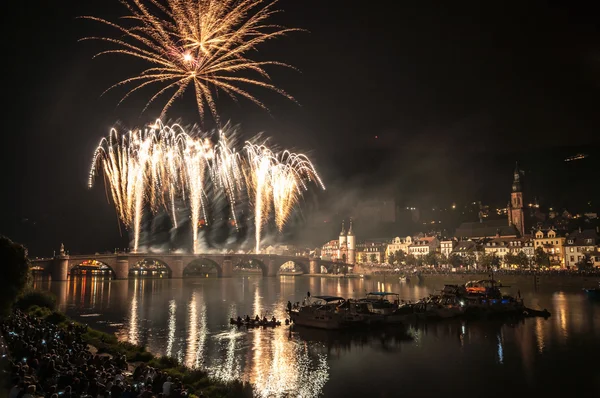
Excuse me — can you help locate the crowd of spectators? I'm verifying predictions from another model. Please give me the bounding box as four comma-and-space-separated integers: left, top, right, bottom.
1, 310, 194, 398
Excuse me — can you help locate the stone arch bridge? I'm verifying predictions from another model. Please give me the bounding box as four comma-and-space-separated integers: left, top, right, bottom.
30, 253, 348, 281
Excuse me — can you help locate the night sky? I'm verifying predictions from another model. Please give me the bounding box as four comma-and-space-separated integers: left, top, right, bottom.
2, 0, 599, 255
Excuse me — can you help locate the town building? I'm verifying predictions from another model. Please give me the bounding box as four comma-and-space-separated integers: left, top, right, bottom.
356, 241, 386, 264
440, 239, 457, 257
408, 236, 440, 257
320, 240, 339, 261
385, 236, 413, 259
451, 240, 484, 267
533, 228, 567, 267
564, 228, 600, 268
484, 235, 534, 263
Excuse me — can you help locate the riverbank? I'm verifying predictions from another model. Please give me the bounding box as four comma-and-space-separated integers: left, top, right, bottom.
3, 305, 253, 398
369, 272, 600, 290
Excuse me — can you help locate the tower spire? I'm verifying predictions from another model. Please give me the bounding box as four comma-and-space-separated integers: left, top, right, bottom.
348, 218, 354, 235
340, 220, 346, 236
512, 161, 521, 192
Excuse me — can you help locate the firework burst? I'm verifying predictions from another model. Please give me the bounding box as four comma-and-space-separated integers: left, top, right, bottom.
81, 0, 300, 122
89, 121, 324, 253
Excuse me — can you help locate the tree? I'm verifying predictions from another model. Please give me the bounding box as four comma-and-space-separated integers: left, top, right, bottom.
0, 236, 31, 317
439, 253, 448, 266
394, 250, 406, 264
516, 251, 530, 269
360, 254, 367, 264
534, 247, 550, 268
387, 253, 395, 265
369, 254, 377, 263
576, 254, 593, 271
464, 252, 476, 269
503, 253, 519, 268
424, 252, 438, 267
341, 253, 347, 263
449, 253, 462, 268
480, 253, 500, 271
405, 254, 416, 266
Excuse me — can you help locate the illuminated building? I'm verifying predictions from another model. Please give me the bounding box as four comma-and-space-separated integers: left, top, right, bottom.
356, 241, 387, 264
564, 227, 599, 268
507, 162, 525, 237
533, 228, 567, 267
385, 236, 414, 259
320, 219, 356, 264
440, 239, 457, 257
408, 236, 440, 257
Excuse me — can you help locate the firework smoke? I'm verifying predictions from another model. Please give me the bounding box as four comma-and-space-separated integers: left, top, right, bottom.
89, 121, 324, 253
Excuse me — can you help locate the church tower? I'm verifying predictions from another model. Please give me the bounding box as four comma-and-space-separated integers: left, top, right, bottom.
347, 218, 356, 265
338, 221, 348, 262
508, 162, 525, 237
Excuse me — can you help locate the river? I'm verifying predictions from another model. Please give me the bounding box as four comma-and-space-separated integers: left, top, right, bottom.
34, 274, 600, 397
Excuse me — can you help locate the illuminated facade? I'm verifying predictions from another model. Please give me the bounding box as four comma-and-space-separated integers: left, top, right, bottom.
408, 236, 440, 257
564, 228, 599, 268
507, 162, 525, 237
356, 241, 386, 264
533, 228, 567, 267
385, 236, 413, 259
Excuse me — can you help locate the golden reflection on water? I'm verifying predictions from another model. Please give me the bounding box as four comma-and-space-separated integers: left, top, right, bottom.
245, 293, 329, 398
211, 305, 241, 382
185, 291, 208, 368
166, 299, 176, 357
128, 278, 140, 345
535, 317, 545, 353
553, 292, 569, 341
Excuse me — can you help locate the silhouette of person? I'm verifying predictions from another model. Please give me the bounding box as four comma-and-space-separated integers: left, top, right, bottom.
307, 291, 311, 298
287, 301, 292, 312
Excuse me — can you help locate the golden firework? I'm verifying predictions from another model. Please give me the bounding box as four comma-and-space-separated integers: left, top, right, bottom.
81, 0, 299, 122
89, 121, 325, 253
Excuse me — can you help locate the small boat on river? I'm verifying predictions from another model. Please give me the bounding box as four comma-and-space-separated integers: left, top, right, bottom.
230, 318, 281, 327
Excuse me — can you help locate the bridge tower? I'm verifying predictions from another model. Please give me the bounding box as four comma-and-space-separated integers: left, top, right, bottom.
51, 243, 69, 281
347, 218, 356, 265
338, 221, 347, 262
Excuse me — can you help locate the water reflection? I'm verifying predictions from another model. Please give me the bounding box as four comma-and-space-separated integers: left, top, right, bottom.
166, 300, 176, 357
35, 275, 600, 397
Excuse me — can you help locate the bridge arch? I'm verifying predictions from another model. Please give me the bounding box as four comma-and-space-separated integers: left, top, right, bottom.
69, 259, 115, 278
129, 258, 172, 278
183, 258, 222, 278
278, 260, 308, 275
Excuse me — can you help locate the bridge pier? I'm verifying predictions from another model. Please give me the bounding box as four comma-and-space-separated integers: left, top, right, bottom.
309, 258, 320, 275
51, 256, 69, 281
221, 258, 233, 278
171, 260, 183, 278
114, 258, 130, 279
266, 259, 278, 277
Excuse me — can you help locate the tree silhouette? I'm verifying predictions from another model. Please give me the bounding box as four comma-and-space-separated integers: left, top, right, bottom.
0, 236, 31, 317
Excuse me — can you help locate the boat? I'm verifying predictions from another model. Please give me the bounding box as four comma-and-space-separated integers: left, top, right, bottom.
230, 318, 281, 327
289, 296, 349, 330
359, 292, 400, 315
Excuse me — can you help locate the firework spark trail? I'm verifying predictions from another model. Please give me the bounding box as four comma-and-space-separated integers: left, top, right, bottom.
80, 0, 300, 122
89, 121, 324, 253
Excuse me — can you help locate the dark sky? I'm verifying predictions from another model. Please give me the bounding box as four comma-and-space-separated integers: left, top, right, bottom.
2, 0, 599, 255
